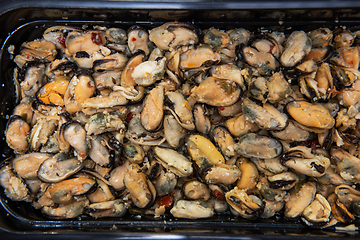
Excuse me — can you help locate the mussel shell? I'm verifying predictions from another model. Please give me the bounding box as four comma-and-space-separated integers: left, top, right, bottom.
47, 176, 97, 204
225, 187, 264, 219
284, 181, 316, 219
301, 194, 331, 228
58, 120, 90, 159
281, 146, 330, 177
42, 199, 89, 219
328, 193, 355, 223
18, 61, 43, 82
267, 172, 299, 190
87, 199, 127, 218
37, 152, 82, 182
12, 152, 52, 180
120, 50, 145, 88
165, 91, 195, 131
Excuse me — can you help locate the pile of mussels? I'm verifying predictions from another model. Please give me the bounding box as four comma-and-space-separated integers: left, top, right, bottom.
1, 22, 360, 228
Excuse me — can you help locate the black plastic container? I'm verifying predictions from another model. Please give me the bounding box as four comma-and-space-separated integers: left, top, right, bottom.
1, 1, 360, 239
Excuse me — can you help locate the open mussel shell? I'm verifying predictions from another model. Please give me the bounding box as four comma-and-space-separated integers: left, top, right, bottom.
42, 199, 89, 219
165, 91, 195, 131
46, 175, 97, 204
37, 152, 83, 183
87, 199, 127, 218
301, 194, 331, 228
12, 152, 52, 180
281, 146, 331, 177
267, 172, 299, 191
225, 187, 264, 219
58, 120, 90, 160
236, 44, 279, 76
284, 181, 316, 219
328, 193, 355, 224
